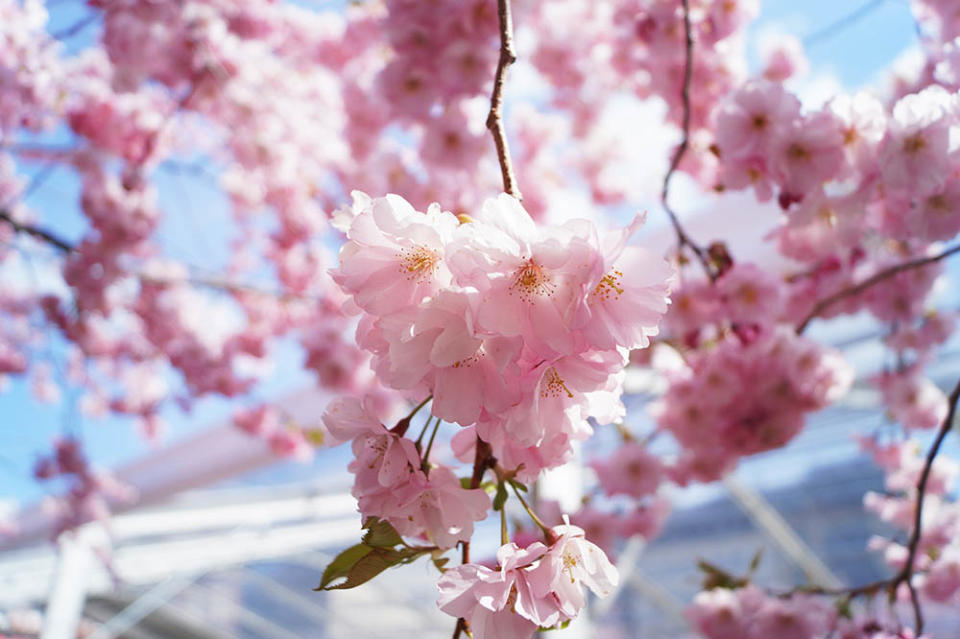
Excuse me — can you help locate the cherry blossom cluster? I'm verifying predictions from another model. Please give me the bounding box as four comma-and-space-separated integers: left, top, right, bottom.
3, 0, 960, 636
378, 0, 497, 121
320, 190, 673, 633
323, 394, 491, 551
510, 491, 671, 562
32, 438, 134, 538
688, 586, 836, 639
687, 584, 930, 639
653, 262, 853, 481
437, 520, 618, 639
655, 325, 852, 481
714, 81, 960, 248
232, 404, 317, 461
330, 190, 674, 481
0, 0, 60, 140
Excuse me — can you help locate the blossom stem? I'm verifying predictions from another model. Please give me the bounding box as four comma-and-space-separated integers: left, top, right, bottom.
421, 416, 442, 472
511, 483, 555, 542
414, 415, 435, 450
396, 395, 433, 438
500, 500, 510, 546
0, 209, 74, 253
406, 394, 433, 422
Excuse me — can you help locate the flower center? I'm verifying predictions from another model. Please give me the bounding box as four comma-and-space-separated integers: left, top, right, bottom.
510, 258, 555, 302
563, 551, 578, 584
592, 269, 624, 302
927, 194, 949, 212
542, 367, 574, 399
452, 350, 484, 369
786, 143, 810, 161
903, 133, 926, 154
397, 245, 439, 282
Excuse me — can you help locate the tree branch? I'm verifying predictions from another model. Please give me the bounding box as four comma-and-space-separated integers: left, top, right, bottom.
773, 375, 960, 635
452, 437, 495, 639
891, 374, 960, 634
796, 243, 960, 333
660, 0, 715, 281
486, 0, 521, 200
0, 209, 74, 253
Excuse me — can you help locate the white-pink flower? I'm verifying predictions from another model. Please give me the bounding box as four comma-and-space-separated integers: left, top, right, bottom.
448, 193, 603, 357
389, 465, 490, 549
528, 519, 619, 622
331, 192, 459, 316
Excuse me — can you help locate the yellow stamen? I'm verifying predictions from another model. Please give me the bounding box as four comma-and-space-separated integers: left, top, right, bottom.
509, 258, 555, 302
542, 367, 574, 400
592, 269, 624, 302
396, 245, 439, 282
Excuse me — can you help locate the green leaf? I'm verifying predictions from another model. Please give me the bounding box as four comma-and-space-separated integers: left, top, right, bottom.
304, 429, 325, 446
537, 620, 571, 632
748, 547, 763, 574
493, 481, 508, 511
362, 517, 403, 548
835, 597, 853, 619
323, 549, 400, 590
314, 544, 372, 590
319, 546, 428, 591
696, 559, 747, 591
460, 478, 496, 493
431, 555, 450, 573
509, 479, 528, 492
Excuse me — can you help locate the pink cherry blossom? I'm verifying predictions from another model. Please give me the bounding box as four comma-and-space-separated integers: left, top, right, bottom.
388, 465, 490, 549
331, 193, 459, 316
591, 441, 665, 499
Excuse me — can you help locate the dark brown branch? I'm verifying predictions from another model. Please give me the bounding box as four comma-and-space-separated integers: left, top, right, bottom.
796, 243, 960, 333
0, 210, 74, 253
773, 375, 960, 635
453, 437, 494, 639
660, 0, 715, 281
486, 0, 521, 200
892, 375, 960, 634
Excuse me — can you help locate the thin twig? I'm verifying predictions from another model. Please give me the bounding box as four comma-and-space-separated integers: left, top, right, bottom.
452, 437, 494, 639
803, 0, 887, 47
891, 375, 960, 634
773, 375, 960, 635
660, 0, 715, 281
486, 0, 521, 200
511, 482, 555, 542
0, 210, 74, 253
796, 243, 960, 333
51, 12, 99, 41
421, 417, 443, 473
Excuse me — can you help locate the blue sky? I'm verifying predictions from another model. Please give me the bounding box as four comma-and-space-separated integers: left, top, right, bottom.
0, 0, 923, 504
